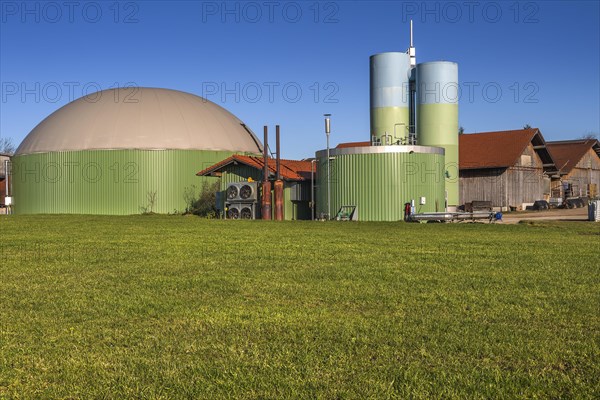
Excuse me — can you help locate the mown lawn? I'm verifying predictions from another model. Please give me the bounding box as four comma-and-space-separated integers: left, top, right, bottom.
0, 215, 598, 399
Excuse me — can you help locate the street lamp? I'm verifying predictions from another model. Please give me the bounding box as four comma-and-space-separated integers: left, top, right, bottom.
324, 113, 331, 220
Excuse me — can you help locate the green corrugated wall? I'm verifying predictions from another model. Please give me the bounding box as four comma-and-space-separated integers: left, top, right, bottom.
11, 149, 241, 215
316, 152, 446, 221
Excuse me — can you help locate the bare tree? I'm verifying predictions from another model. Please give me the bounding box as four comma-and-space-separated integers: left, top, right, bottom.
0, 137, 15, 155
140, 190, 158, 214
523, 124, 532, 129
578, 132, 598, 140
458, 126, 465, 135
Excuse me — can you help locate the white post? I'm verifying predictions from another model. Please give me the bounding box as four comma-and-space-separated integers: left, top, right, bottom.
324, 114, 331, 220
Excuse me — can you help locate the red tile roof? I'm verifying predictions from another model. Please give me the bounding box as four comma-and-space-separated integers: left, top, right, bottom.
546, 139, 600, 174
334, 131, 560, 172
336, 141, 371, 148
196, 155, 315, 181
459, 128, 555, 170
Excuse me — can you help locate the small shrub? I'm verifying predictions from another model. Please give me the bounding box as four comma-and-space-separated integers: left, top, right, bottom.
184, 181, 220, 218
140, 191, 157, 214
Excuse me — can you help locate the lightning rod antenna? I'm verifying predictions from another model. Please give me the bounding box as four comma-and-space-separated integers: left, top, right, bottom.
408, 20, 416, 67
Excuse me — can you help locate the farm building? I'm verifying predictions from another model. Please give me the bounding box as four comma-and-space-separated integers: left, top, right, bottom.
547, 139, 600, 199
10, 88, 263, 214
459, 128, 558, 210
197, 155, 313, 220
7, 23, 594, 220
6, 27, 460, 221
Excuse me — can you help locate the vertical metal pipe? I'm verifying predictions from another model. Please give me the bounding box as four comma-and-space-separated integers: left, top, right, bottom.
262, 179, 272, 220
4, 160, 11, 215
274, 180, 283, 221
9, 160, 12, 215
327, 140, 330, 219
4, 160, 8, 197
324, 114, 331, 219
409, 69, 416, 144
274, 125, 283, 221
263, 126, 269, 182
310, 159, 316, 221
261, 126, 271, 220
275, 125, 281, 180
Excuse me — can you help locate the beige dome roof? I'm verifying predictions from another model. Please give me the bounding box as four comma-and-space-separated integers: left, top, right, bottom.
15, 87, 263, 155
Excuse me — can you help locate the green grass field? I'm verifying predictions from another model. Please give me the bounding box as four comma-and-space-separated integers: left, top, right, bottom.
0, 215, 599, 399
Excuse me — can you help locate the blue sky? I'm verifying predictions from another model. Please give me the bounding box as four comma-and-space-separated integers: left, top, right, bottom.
1, 0, 599, 159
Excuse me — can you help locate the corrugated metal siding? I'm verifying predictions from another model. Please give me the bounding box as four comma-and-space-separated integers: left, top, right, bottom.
283, 185, 292, 220
288, 182, 311, 202
282, 184, 310, 220
316, 152, 445, 221
218, 165, 263, 189
12, 149, 238, 214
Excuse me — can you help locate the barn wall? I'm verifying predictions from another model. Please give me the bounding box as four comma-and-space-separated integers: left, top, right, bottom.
564, 148, 600, 197
0, 175, 10, 202
0, 155, 9, 207
505, 166, 547, 206
459, 168, 505, 207
520, 142, 544, 168
0, 156, 9, 176
459, 143, 547, 208
0, 177, 6, 206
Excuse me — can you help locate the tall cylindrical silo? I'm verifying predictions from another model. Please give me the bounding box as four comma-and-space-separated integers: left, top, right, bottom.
416, 61, 459, 209
370, 52, 412, 145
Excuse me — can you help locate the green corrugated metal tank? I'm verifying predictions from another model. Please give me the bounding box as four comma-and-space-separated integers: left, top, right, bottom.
11, 88, 263, 214
316, 146, 446, 221
370, 52, 412, 145
416, 62, 459, 208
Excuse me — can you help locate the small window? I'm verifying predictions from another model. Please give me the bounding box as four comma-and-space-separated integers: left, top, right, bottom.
521, 155, 532, 167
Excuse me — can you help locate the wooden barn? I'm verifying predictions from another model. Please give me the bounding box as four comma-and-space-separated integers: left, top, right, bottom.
547, 139, 600, 199
459, 128, 558, 210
